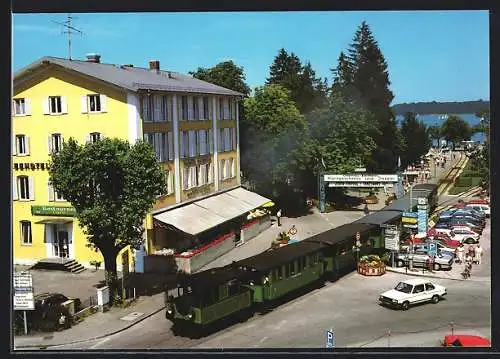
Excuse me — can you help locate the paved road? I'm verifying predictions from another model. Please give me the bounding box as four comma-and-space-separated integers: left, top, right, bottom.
54, 220, 490, 350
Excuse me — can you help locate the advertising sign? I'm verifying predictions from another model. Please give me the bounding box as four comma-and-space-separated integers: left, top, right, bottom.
326, 330, 335, 348
384, 228, 400, 251
417, 197, 429, 234
13, 272, 34, 311
324, 174, 398, 182
31, 205, 76, 217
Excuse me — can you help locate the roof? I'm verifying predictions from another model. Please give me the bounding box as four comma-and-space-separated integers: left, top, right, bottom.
354, 210, 402, 226
304, 223, 377, 246
153, 187, 271, 236
180, 264, 256, 294
14, 56, 244, 96
235, 241, 326, 273
400, 278, 432, 285
383, 194, 414, 212
412, 183, 438, 192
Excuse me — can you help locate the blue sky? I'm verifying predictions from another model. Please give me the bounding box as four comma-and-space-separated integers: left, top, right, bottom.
13, 11, 489, 104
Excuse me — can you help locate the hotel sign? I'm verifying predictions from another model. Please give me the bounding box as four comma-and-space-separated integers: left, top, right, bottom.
31, 206, 76, 217
324, 174, 398, 182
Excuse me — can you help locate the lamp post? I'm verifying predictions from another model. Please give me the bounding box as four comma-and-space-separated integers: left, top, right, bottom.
317, 157, 326, 213
353, 239, 361, 263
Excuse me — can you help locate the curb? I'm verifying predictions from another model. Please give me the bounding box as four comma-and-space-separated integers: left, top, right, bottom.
15, 304, 166, 349
385, 267, 465, 282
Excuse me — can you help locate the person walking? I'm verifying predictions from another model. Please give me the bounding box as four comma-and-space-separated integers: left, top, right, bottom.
276, 209, 282, 227
475, 244, 483, 265
456, 244, 465, 264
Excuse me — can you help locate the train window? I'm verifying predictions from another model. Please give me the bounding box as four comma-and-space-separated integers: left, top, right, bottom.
213, 287, 220, 302
284, 264, 290, 277
300, 257, 306, 271
219, 285, 229, 300
290, 262, 296, 276
227, 279, 239, 296
277, 266, 283, 280
297, 258, 303, 273
202, 291, 214, 306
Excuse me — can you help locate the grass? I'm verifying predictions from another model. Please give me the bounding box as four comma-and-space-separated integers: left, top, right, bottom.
448, 161, 482, 195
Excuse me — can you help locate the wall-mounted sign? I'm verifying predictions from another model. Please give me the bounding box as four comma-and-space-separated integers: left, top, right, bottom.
402, 212, 418, 218
384, 228, 400, 250
402, 217, 418, 224
417, 197, 428, 206
324, 174, 399, 182
31, 205, 76, 217
328, 182, 394, 188
13, 162, 50, 171
13, 272, 34, 311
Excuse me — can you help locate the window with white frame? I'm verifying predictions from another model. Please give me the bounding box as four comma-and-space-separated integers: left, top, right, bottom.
198, 164, 207, 186
162, 95, 170, 122
48, 182, 65, 201
229, 158, 235, 178
202, 96, 210, 120
182, 167, 189, 190
141, 95, 154, 122
189, 166, 198, 188
188, 130, 196, 157
219, 98, 224, 120
198, 129, 208, 155
16, 176, 34, 200
20, 221, 32, 245
180, 131, 189, 158
164, 170, 173, 194
193, 96, 200, 121
228, 98, 233, 120
151, 94, 169, 122
180, 96, 188, 121
89, 132, 102, 143
15, 135, 29, 155
13, 98, 30, 116
223, 98, 230, 120
48, 133, 63, 154
143, 132, 168, 162
218, 128, 224, 152
88, 95, 102, 112
49, 96, 63, 114
208, 129, 214, 154
224, 128, 231, 152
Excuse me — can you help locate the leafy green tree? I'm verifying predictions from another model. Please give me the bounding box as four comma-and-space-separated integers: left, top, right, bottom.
189, 60, 251, 96
440, 115, 473, 149
427, 124, 443, 147
400, 112, 431, 168
242, 84, 308, 199
49, 138, 167, 300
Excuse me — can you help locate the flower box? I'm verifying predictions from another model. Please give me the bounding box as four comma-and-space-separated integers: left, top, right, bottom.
357, 262, 386, 276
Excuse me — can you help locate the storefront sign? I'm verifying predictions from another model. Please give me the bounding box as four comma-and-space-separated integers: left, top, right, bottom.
13, 162, 50, 171
324, 174, 398, 182
31, 205, 76, 217
402, 217, 418, 224
384, 228, 400, 250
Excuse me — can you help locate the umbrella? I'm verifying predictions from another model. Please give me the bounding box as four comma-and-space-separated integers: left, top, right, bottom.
262, 201, 275, 208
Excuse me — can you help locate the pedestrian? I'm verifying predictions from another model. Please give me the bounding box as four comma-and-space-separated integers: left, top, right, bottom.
474, 244, 483, 265
277, 209, 282, 227
457, 244, 464, 264
363, 203, 369, 215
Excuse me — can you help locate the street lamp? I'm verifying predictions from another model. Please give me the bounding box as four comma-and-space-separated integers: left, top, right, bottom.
353, 239, 362, 262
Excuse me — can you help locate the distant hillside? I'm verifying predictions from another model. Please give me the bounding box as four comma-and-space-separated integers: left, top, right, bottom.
392, 100, 489, 116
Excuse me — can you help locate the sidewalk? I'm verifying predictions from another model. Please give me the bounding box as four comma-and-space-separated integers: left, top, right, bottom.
385, 264, 490, 283
14, 292, 165, 349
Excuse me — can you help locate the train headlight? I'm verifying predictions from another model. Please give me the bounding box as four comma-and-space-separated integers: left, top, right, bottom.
187, 313, 193, 320
167, 308, 173, 315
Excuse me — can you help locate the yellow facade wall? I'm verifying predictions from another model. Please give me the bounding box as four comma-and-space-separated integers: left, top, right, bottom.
13, 66, 133, 270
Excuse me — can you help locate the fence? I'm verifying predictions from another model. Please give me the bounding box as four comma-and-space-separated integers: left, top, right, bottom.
80, 294, 98, 310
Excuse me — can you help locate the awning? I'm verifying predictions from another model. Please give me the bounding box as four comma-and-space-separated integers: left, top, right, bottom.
153, 187, 271, 236
35, 218, 73, 224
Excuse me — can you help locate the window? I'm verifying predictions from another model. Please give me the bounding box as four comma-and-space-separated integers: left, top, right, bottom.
48, 182, 65, 201
223, 98, 230, 120
225, 159, 230, 179
182, 167, 189, 190
89, 132, 102, 143
187, 96, 194, 121
413, 284, 425, 294
164, 170, 173, 194
15, 135, 29, 156
180, 131, 190, 158
48, 133, 63, 154
277, 266, 283, 280
188, 131, 196, 157
141, 95, 154, 122
208, 129, 214, 154
189, 166, 198, 188
202, 96, 209, 120
227, 279, 239, 296
13, 98, 31, 116
180, 96, 188, 121
17, 176, 34, 200
228, 98, 233, 120
193, 96, 200, 121
20, 221, 32, 245
198, 164, 208, 186
89, 95, 101, 112
49, 96, 62, 114
198, 130, 208, 155
425, 283, 435, 291
219, 98, 224, 120
218, 128, 224, 152
224, 128, 231, 152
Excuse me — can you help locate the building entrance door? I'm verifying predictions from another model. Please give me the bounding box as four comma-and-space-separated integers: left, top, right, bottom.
53, 230, 69, 259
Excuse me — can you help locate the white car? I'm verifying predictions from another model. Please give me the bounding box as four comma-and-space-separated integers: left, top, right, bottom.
379, 279, 447, 310
465, 204, 490, 217
434, 228, 480, 244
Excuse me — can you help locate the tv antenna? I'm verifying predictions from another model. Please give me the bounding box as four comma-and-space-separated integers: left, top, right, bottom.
52, 13, 83, 60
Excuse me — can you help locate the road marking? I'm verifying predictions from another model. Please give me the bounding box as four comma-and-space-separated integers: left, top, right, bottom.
89, 337, 110, 349
259, 336, 269, 344
120, 312, 144, 321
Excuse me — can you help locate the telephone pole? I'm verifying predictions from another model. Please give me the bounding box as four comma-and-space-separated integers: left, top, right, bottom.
53, 14, 83, 60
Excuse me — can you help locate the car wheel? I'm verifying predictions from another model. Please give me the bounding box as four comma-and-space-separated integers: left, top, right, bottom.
431, 295, 440, 304
401, 301, 410, 311
397, 260, 404, 267
465, 238, 474, 244
434, 263, 441, 271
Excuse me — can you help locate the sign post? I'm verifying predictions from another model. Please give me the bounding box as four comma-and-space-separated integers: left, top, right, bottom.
14, 272, 35, 335
326, 329, 335, 348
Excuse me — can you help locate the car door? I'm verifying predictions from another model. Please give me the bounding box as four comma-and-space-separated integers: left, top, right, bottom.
425, 282, 438, 300
411, 284, 426, 303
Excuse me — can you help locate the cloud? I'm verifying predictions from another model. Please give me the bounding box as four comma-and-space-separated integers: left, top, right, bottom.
14, 24, 60, 35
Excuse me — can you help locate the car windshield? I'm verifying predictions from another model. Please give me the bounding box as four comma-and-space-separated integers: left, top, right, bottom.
394, 282, 413, 293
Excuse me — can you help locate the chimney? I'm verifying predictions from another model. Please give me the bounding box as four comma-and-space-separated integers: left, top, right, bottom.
149, 60, 160, 71
86, 53, 101, 63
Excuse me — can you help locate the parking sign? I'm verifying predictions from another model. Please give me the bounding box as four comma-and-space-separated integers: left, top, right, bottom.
326, 330, 335, 348
428, 241, 437, 257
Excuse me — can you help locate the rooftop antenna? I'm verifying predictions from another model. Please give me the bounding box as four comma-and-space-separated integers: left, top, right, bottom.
52, 13, 83, 60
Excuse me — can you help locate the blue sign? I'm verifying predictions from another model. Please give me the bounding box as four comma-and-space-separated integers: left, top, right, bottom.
428, 241, 437, 257
326, 330, 335, 348
417, 208, 428, 234
402, 212, 418, 218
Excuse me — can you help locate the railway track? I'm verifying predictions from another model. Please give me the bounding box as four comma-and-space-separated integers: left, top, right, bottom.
436, 152, 469, 197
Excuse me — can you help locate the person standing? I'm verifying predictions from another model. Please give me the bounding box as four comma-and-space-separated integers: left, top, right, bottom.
456, 244, 465, 264
475, 244, 483, 265
277, 209, 282, 227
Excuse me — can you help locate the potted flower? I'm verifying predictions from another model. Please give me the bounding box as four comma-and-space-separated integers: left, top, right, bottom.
271, 231, 290, 248
357, 254, 386, 276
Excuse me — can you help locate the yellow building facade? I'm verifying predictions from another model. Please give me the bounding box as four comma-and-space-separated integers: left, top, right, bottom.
12, 55, 243, 270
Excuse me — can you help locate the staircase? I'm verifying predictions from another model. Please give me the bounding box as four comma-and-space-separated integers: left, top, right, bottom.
31, 258, 86, 274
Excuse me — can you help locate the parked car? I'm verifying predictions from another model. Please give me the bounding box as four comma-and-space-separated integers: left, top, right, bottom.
434, 222, 453, 230
395, 249, 454, 270
379, 279, 447, 310
31, 293, 81, 331
447, 228, 481, 244
449, 220, 483, 234
428, 236, 461, 249
466, 198, 490, 205
452, 213, 485, 227
465, 203, 490, 217
442, 335, 491, 347
417, 242, 456, 257
453, 208, 486, 221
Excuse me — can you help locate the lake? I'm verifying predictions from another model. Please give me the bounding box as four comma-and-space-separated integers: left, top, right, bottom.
395, 113, 486, 144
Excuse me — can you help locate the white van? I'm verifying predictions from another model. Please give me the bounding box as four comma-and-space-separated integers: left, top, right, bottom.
465, 204, 490, 218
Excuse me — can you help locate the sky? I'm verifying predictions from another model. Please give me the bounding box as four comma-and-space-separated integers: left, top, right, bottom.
12, 11, 489, 105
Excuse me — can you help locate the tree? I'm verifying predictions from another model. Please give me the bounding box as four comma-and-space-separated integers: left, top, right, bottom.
427, 124, 443, 147
242, 84, 308, 199
49, 138, 167, 301
344, 21, 399, 172
400, 112, 431, 168
189, 60, 251, 96
440, 115, 473, 149
298, 61, 329, 113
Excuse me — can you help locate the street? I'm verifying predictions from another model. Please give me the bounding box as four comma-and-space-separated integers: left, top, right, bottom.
54, 219, 490, 349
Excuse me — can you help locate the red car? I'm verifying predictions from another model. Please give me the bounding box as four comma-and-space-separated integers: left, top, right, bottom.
443, 335, 490, 347
467, 199, 490, 205
430, 237, 461, 249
